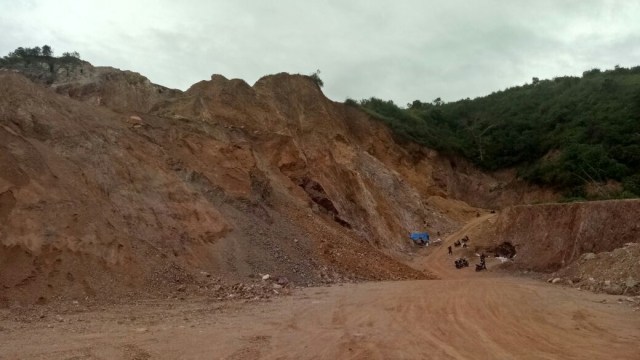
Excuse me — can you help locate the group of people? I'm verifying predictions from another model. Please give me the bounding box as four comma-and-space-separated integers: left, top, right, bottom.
447, 235, 488, 271
448, 235, 470, 255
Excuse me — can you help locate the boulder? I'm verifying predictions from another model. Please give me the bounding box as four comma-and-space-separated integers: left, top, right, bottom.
604, 284, 624, 295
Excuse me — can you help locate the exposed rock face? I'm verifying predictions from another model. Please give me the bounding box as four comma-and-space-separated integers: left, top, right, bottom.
0, 58, 180, 113
0, 64, 558, 303
154, 73, 468, 249
468, 200, 640, 272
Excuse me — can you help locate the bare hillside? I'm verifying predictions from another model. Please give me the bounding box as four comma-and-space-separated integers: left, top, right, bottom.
1, 63, 556, 304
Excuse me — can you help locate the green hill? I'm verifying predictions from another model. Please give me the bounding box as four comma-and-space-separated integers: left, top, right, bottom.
356, 66, 640, 199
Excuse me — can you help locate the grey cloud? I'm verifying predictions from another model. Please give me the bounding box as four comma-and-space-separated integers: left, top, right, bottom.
1, 0, 639, 105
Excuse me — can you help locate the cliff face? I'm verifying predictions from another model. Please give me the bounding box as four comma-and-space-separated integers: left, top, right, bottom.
0, 63, 557, 303
467, 199, 640, 272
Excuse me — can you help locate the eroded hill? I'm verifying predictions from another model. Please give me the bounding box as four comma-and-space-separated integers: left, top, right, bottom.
1, 62, 556, 304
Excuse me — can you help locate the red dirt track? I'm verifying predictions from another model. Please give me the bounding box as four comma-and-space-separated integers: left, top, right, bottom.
2, 236, 639, 359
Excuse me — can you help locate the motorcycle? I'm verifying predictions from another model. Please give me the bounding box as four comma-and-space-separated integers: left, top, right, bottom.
454, 258, 469, 269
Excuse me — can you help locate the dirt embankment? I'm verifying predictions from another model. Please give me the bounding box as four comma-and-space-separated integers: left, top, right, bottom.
467, 199, 640, 272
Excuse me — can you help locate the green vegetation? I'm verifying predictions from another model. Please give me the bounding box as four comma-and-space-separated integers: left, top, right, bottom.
1, 45, 82, 67
309, 69, 324, 88
356, 66, 640, 198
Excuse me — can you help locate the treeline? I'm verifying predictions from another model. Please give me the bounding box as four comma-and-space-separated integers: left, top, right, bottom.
1, 45, 81, 64
355, 66, 640, 199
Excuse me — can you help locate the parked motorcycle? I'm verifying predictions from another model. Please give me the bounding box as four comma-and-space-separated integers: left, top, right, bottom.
454, 258, 469, 269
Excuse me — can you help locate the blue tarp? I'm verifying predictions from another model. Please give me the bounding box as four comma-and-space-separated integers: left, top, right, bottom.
410, 232, 430, 242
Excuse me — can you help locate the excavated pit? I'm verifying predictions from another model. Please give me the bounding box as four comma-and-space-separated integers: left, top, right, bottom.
492, 242, 517, 258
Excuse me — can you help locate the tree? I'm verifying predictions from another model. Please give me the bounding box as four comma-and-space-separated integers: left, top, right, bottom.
62, 51, 80, 59
42, 45, 52, 57
10, 47, 27, 58
25, 47, 42, 56
466, 119, 497, 163
358, 64, 640, 199
309, 69, 323, 88
583, 68, 601, 77
344, 98, 358, 106
408, 100, 426, 109
532, 77, 540, 85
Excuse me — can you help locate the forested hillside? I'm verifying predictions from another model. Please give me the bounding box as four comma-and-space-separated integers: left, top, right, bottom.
357, 66, 640, 199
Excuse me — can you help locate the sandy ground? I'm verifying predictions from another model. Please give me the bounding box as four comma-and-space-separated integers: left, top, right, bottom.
1, 277, 639, 360
2, 216, 639, 360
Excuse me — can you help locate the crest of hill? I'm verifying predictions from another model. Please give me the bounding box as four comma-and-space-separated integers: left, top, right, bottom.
0, 54, 181, 113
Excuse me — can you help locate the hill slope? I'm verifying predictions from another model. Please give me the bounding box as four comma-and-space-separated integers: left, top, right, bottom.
359, 66, 640, 198
0, 59, 558, 303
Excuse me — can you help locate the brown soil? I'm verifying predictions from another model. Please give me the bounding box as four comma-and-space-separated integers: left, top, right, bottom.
3, 62, 638, 359
456, 199, 640, 272
436, 200, 640, 298
0, 64, 557, 304
553, 242, 640, 295
4, 214, 638, 359
2, 267, 639, 359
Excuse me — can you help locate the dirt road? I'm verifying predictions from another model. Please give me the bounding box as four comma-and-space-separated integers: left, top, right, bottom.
1, 278, 639, 359
2, 214, 639, 359
409, 213, 498, 280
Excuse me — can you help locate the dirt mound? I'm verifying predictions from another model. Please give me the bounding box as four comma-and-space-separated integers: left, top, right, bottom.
465, 199, 640, 272
552, 242, 640, 295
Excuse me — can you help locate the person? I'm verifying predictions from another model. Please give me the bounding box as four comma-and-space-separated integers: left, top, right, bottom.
448, 246, 452, 255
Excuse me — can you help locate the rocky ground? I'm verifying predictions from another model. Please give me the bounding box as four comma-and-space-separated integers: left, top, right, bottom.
547, 242, 640, 296
2, 239, 639, 360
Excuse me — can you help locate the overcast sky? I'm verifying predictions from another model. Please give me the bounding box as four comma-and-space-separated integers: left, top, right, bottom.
1, 0, 640, 105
